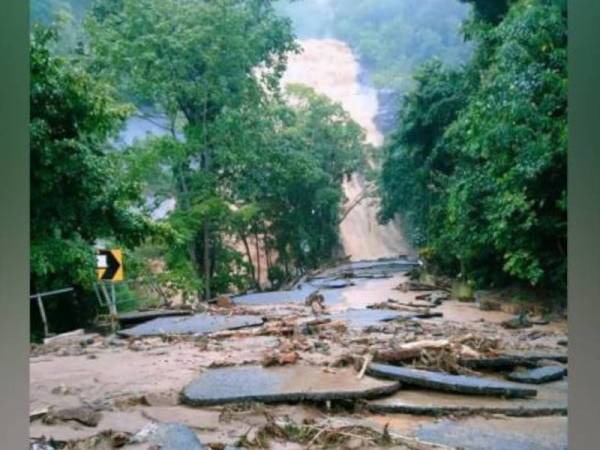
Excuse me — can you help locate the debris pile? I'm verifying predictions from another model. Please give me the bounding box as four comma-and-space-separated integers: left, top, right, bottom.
29, 258, 568, 450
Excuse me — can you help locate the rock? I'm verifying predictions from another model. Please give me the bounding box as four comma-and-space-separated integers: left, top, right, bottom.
29, 408, 49, 422
529, 318, 550, 326
43, 406, 102, 427
367, 363, 537, 398
131, 422, 205, 450
118, 313, 264, 338
181, 365, 400, 407
501, 314, 532, 329
507, 366, 567, 384
104, 335, 125, 347
51, 384, 74, 396
557, 339, 568, 347
118, 309, 192, 325
479, 298, 502, 311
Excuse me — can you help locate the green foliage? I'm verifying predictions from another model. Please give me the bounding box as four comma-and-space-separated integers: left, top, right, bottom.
30, 25, 151, 293
86, 0, 300, 297
87, 0, 297, 118
380, 0, 567, 292
331, 0, 472, 90
380, 60, 471, 247
460, 0, 514, 25
255, 85, 364, 270
86, 0, 365, 297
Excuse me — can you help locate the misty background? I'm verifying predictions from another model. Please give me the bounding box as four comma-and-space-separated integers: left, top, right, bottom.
32, 0, 472, 93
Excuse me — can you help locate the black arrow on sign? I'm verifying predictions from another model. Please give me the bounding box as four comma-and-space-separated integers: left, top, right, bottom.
99, 250, 120, 280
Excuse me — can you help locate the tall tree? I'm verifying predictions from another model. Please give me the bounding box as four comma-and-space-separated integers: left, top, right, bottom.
87, 0, 297, 299
380, 0, 567, 292
30, 25, 150, 293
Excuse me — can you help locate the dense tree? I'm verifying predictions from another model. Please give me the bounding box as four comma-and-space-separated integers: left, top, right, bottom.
87, 0, 366, 298
30, 25, 151, 293
331, 0, 471, 90
380, 61, 471, 247
241, 85, 364, 274
380, 0, 567, 292
87, 0, 298, 299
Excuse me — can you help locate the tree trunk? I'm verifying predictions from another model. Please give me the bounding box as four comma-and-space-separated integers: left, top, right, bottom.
265, 236, 272, 278
254, 231, 261, 291
174, 162, 203, 302
202, 87, 211, 302
203, 222, 211, 300
241, 233, 257, 287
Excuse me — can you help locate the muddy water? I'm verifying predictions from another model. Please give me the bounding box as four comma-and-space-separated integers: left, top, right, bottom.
282, 39, 411, 261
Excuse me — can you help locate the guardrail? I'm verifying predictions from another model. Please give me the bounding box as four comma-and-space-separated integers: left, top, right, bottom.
29, 287, 75, 337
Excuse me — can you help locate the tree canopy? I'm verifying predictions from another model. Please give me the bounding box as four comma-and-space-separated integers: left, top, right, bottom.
85, 0, 366, 299
380, 0, 567, 293
30, 25, 151, 292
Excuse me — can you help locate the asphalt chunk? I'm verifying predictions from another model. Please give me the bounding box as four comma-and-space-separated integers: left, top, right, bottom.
367, 363, 537, 398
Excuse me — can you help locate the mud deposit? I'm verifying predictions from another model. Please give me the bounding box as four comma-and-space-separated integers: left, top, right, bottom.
30, 264, 568, 449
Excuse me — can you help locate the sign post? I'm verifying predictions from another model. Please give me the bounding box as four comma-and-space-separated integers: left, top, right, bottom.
96, 249, 124, 331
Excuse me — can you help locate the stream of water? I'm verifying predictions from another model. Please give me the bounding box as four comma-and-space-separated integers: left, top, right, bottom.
282, 39, 410, 260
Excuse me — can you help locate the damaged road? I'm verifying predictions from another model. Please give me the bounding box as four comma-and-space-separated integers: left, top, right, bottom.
29, 259, 568, 450
181, 365, 400, 406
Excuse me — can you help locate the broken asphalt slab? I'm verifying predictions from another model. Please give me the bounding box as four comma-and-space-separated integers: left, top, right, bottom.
366, 363, 537, 398
507, 366, 567, 384
306, 278, 355, 289
414, 416, 567, 450
117, 309, 192, 325
233, 285, 314, 305
368, 379, 567, 417
118, 313, 264, 338
459, 352, 568, 370
181, 365, 400, 406
131, 422, 205, 450
334, 258, 418, 274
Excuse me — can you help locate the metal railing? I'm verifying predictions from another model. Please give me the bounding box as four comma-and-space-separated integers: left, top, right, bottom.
29, 287, 75, 337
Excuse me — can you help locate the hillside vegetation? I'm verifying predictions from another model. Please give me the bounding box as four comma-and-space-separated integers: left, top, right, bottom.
380, 0, 567, 294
